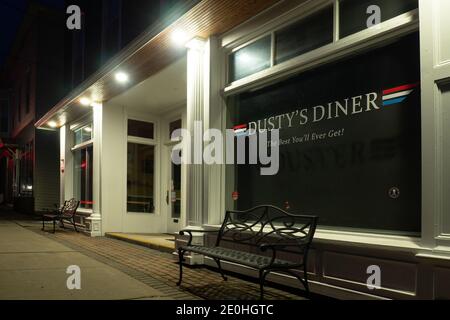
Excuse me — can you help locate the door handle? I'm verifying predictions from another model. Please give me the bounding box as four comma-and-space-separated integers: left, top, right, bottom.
166, 191, 169, 205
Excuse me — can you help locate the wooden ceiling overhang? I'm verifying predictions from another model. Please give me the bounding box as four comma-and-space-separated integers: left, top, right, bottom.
35, 0, 281, 129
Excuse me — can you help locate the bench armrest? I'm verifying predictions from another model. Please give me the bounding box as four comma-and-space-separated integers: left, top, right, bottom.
179, 229, 220, 246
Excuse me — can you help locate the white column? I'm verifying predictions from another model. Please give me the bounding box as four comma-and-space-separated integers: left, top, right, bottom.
186, 37, 207, 227
419, 0, 450, 250
204, 36, 226, 226
185, 36, 226, 228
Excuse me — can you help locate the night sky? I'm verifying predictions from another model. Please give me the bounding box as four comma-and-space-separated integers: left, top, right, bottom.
0, 0, 65, 68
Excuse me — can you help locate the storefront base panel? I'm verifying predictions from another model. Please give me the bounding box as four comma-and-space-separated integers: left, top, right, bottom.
174, 233, 450, 300
58, 212, 102, 237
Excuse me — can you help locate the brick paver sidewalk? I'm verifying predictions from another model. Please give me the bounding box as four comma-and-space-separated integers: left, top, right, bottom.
30, 226, 307, 300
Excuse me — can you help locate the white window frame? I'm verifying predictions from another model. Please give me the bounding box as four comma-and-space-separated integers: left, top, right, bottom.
126, 117, 158, 215
71, 120, 94, 151
222, 0, 419, 96
70, 119, 94, 213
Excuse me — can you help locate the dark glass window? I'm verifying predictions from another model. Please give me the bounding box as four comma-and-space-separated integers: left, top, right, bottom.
227, 33, 421, 234
339, 0, 418, 38
74, 146, 93, 210
169, 119, 182, 140
127, 143, 155, 213
128, 119, 154, 139
229, 36, 271, 82
19, 141, 33, 196
171, 149, 182, 219
74, 124, 93, 145
275, 7, 334, 64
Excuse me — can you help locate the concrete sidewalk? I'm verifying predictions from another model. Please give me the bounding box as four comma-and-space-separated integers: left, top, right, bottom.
0, 221, 168, 300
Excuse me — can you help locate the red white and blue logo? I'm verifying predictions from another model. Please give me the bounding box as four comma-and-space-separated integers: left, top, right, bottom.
233, 124, 249, 137
382, 83, 418, 107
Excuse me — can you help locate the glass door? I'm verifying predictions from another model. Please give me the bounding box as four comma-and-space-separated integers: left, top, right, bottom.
166, 146, 182, 233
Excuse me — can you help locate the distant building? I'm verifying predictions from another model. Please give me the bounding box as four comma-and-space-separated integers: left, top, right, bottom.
0, 89, 12, 204
0, 2, 65, 213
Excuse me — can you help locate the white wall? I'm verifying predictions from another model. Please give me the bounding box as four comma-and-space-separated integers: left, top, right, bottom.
100, 103, 126, 233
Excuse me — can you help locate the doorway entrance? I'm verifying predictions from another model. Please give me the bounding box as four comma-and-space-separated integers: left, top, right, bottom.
164, 118, 184, 234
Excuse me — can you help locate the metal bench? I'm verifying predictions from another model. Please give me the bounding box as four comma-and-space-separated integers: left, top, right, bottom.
42, 198, 80, 233
177, 205, 318, 299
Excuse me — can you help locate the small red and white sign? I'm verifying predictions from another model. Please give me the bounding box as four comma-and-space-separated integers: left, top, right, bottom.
232, 191, 239, 201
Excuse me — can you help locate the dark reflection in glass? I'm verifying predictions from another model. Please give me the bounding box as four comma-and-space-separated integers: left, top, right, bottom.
171, 151, 182, 219
340, 0, 418, 38
229, 36, 271, 82
227, 33, 421, 234
275, 7, 333, 65
74, 146, 93, 209
127, 143, 155, 213
128, 119, 154, 139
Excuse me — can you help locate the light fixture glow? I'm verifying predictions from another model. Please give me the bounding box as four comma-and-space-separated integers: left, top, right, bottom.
84, 127, 92, 133
237, 52, 252, 64
48, 121, 57, 128
171, 29, 188, 45
115, 72, 129, 83
80, 97, 91, 106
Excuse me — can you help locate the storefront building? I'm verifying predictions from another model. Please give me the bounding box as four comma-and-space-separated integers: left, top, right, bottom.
36, 0, 450, 299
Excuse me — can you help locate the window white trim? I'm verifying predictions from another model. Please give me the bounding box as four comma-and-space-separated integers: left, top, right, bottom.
202, 223, 423, 252
71, 139, 93, 151
69, 113, 93, 132
223, 9, 419, 96
222, 0, 334, 50
125, 116, 159, 215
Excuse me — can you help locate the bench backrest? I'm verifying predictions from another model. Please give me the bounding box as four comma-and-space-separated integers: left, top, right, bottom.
60, 198, 80, 219
216, 205, 318, 255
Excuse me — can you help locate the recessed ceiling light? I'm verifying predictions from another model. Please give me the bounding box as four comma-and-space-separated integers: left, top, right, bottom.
80, 97, 91, 106
171, 29, 188, 46
115, 72, 129, 83
48, 121, 57, 128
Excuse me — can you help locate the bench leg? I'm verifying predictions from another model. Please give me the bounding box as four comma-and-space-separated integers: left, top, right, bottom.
303, 264, 310, 295
72, 219, 79, 233
259, 270, 269, 300
176, 249, 185, 286
286, 269, 310, 298
214, 259, 228, 281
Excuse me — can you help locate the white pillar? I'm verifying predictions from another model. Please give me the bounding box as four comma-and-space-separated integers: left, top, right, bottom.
419, 0, 450, 250
186, 37, 208, 227
185, 36, 226, 228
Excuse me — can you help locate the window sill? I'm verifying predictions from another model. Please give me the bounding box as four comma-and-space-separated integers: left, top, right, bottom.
76, 209, 93, 216
202, 224, 423, 252
127, 212, 156, 215
312, 229, 422, 252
